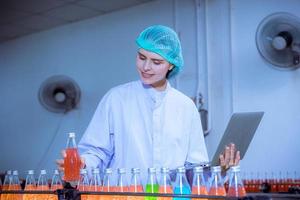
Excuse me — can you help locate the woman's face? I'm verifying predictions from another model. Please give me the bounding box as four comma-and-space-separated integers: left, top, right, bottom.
136, 48, 173, 91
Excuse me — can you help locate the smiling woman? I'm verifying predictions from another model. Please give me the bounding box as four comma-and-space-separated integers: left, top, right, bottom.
56, 25, 239, 184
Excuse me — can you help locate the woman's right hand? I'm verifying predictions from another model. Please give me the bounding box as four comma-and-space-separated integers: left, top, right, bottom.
55, 150, 86, 172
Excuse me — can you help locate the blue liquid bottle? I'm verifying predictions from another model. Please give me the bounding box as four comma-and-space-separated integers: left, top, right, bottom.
173, 167, 191, 200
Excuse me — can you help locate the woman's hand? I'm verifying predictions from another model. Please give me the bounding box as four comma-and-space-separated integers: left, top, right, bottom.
219, 143, 240, 171
55, 150, 85, 172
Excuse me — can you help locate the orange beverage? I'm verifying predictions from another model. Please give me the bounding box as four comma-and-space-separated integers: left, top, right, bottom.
227, 186, 246, 197
128, 185, 143, 200
192, 186, 208, 200
36, 184, 51, 200
208, 187, 226, 196
8, 184, 22, 200
64, 147, 81, 182
23, 184, 37, 200
158, 185, 172, 200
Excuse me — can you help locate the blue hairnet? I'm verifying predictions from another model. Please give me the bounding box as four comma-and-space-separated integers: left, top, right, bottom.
136, 25, 184, 78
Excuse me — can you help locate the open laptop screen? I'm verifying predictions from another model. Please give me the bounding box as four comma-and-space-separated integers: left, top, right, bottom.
210, 112, 264, 166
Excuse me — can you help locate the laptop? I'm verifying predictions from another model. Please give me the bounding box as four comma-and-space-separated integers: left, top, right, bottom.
210, 111, 264, 166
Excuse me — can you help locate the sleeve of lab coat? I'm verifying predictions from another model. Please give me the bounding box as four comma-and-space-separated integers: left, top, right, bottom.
78, 90, 115, 171
186, 105, 209, 164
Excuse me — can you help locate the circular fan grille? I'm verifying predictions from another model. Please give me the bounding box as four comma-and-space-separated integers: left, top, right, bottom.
256, 12, 300, 70
38, 75, 81, 113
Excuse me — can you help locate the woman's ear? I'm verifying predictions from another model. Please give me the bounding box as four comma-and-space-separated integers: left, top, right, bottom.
169, 65, 174, 71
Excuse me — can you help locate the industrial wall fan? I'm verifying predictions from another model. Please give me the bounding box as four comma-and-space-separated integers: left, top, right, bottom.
256, 12, 300, 70
38, 75, 81, 113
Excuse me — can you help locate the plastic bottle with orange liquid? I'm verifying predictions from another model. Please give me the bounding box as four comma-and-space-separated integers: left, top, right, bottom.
23, 170, 37, 200
158, 167, 172, 200
227, 166, 246, 198
64, 132, 81, 184
9, 170, 22, 200
90, 168, 102, 200
2, 170, 12, 200
208, 166, 226, 197
36, 170, 50, 200
78, 169, 90, 200
128, 168, 143, 200
116, 168, 128, 200
49, 170, 63, 200
192, 166, 208, 200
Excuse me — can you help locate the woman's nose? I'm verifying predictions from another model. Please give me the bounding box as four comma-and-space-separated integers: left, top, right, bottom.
143, 60, 151, 71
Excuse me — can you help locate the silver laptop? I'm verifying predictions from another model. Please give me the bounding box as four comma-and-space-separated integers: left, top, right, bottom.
210, 112, 264, 166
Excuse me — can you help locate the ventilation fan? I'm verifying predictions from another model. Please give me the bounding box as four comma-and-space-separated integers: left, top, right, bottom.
38, 75, 81, 113
256, 12, 300, 69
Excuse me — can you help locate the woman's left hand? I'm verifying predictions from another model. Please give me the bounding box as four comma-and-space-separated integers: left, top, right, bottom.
219, 143, 240, 171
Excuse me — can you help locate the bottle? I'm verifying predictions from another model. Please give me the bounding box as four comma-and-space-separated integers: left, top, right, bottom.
78, 169, 90, 200
192, 166, 208, 199
49, 170, 63, 200
90, 168, 102, 200
145, 167, 159, 200
2, 170, 12, 200
102, 168, 117, 200
9, 170, 22, 200
23, 170, 37, 200
64, 132, 81, 183
116, 168, 128, 192
173, 167, 191, 200
36, 169, 50, 200
128, 168, 144, 200
158, 167, 173, 200
227, 166, 246, 197
116, 168, 128, 200
208, 166, 226, 196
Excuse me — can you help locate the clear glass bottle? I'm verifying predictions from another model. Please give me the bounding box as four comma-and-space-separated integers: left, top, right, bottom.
10, 170, 22, 200
64, 132, 81, 183
208, 166, 226, 196
158, 167, 172, 200
2, 170, 12, 200
23, 170, 36, 200
37, 169, 50, 200
192, 166, 208, 196
129, 168, 143, 192
78, 169, 90, 200
90, 168, 102, 192
227, 165, 246, 197
128, 168, 144, 200
173, 167, 191, 200
102, 168, 114, 192
145, 167, 159, 200
116, 168, 128, 192
49, 169, 62, 200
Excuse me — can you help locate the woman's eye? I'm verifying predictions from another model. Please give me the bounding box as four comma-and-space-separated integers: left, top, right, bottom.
153, 61, 161, 65
139, 56, 146, 60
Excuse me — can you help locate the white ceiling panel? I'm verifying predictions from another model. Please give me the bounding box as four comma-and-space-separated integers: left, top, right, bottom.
0, 0, 155, 44
44, 4, 102, 22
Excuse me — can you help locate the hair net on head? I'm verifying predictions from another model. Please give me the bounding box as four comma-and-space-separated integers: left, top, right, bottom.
136, 25, 184, 78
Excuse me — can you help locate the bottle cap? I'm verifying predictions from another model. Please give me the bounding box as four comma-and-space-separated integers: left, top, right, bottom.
40, 169, 47, 175
177, 166, 186, 173
148, 167, 156, 173
230, 165, 241, 172
7, 170, 12, 175
161, 167, 169, 173
13, 170, 18, 175
80, 169, 87, 174
105, 168, 113, 174
54, 169, 60, 175
68, 132, 76, 138
193, 166, 204, 173
118, 168, 126, 174
28, 170, 35, 175
211, 166, 221, 172
93, 168, 100, 174
131, 168, 140, 174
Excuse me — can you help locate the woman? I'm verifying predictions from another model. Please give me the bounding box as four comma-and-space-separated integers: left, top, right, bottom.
57, 25, 239, 183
